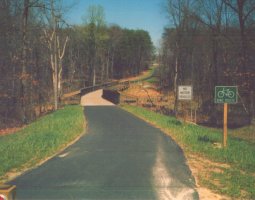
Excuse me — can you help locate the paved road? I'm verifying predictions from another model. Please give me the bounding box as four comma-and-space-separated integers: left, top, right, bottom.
10, 95, 198, 199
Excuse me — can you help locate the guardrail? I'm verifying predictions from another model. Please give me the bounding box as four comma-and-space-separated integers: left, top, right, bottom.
101, 70, 156, 104
80, 81, 117, 96
62, 67, 155, 102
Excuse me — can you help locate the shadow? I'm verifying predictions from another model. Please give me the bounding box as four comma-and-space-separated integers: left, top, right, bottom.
198, 135, 217, 144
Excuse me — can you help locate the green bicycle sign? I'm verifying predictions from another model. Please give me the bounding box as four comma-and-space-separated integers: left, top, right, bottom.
215, 86, 238, 104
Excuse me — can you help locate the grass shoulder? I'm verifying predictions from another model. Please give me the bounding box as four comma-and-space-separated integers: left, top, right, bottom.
121, 105, 255, 199
0, 105, 86, 183
121, 65, 157, 83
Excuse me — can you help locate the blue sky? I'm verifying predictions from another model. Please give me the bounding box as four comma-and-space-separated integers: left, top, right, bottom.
63, 0, 169, 47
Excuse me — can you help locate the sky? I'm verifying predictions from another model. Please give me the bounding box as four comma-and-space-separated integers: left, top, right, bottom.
63, 0, 169, 47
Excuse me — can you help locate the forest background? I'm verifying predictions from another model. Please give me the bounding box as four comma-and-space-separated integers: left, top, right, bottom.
0, 0, 153, 127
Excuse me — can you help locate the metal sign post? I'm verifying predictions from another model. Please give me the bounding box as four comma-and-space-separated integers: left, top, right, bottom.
178, 85, 193, 121
215, 86, 238, 147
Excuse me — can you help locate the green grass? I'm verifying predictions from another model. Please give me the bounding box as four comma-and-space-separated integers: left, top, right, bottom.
143, 65, 159, 84
122, 105, 255, 199
145, 77, 159, 84
133, 65, 157, 82
229, 125, 255, 143
0, 105, 85, 181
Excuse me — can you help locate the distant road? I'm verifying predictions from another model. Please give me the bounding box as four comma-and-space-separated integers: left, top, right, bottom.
11, 91, 198, 200
80, 89, 114, 106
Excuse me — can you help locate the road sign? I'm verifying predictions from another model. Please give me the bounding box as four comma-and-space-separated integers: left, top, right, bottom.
215, 86, 238, 104
215, 86, 237, 147
178, 85, 193, 100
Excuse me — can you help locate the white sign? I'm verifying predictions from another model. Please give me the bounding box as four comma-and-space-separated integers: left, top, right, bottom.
178, 85, 193, 100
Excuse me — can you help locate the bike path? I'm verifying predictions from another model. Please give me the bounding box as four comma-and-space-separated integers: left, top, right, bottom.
10, 106, 198, 200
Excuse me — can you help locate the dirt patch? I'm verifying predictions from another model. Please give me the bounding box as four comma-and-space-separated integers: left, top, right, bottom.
0, 127, 24, 136
197, 187, 230, 200
123, 84, 161, 98
187, 154, 231, 200
158, 128, 231, 199
122, 107, 231, 200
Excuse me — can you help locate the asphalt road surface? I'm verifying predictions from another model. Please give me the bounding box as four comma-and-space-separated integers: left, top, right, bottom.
10, 97, 198, 200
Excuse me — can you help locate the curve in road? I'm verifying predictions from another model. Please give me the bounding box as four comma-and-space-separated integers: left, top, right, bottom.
10, 91, 198, 200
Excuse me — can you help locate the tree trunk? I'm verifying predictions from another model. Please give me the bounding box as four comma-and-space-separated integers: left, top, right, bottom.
110, 51, 114, 79
57, 35, 68, 101
54, 29, 58, 110
21, 0, 30, 122
58, 59, 62, 99
212, 33, 219, 86
93, 67, 96, 86
250, 91, 255, 124
53, 71, 58, 110
237, 0, 247, 73
106, 48, 110, 80
174, 55, 179, 117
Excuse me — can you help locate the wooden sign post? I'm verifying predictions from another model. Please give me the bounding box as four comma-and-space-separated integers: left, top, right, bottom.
223, 103, 228, 147
215, 86, 238, 148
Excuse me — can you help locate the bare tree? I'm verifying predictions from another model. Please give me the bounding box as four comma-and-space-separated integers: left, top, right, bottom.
20, 0, 30, 122
42, 0, 69, 110
160, 0, 255, 124
223, 0, 255, 71
223, 0, 255, 120
83, 5, 106, 86
164, 0, 193, 116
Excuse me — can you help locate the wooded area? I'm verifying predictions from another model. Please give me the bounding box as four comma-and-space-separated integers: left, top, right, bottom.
159, 0, 255, 125
0, 0, 153, 128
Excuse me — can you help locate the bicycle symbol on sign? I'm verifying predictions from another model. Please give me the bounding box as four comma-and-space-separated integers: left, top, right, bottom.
217, 88, 235, 98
